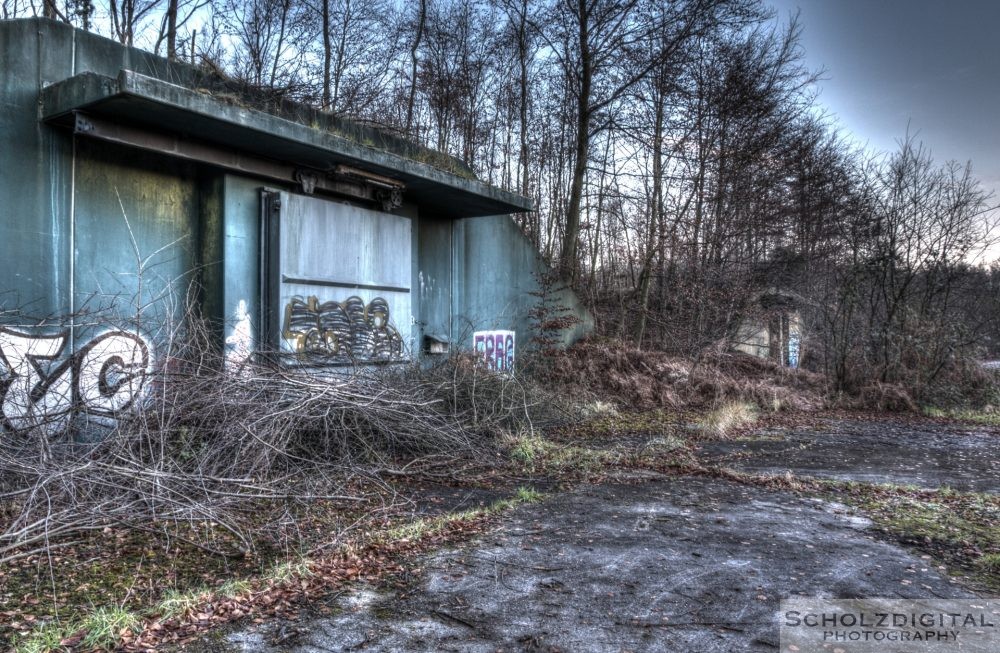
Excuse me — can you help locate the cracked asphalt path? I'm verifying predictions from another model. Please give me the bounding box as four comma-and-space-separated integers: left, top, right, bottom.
219, 480, 978, 652
699, 418, 1000, 493
204, 417, 996, 652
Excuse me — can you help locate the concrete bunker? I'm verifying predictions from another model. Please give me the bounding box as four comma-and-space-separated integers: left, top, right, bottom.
733, 288, 804, 368
0, 18, 593, 435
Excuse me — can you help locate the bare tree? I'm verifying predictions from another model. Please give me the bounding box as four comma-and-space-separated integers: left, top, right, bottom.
818, 136, 998, 396
305, 0, 398, 113
534, 0, 741, 280
416, 0, 500, 164
221, 0, 310, 91
108, 0, 161, 46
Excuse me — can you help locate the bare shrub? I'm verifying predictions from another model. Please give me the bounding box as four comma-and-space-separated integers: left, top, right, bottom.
412, 352, 535, 437
813, 139, 999, 403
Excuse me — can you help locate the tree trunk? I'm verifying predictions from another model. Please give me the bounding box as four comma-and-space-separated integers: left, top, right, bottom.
559, 0, 591, 282
634, 91, 665, 347
322, 0, 332, 108
269, 0, 290, 87
405, 0, 427, 137
166, 0, 178, 60
517, 0, 530, 199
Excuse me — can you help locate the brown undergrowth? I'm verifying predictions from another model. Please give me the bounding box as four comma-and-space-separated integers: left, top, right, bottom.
532, 339, 948, 416
535, 339, 829, 412
4, 339, 985, 651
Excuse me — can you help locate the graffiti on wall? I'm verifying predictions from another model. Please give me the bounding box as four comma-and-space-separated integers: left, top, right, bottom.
282, 295, 404, 363
474, 330, 515, 372
0, 328, 153, 435
225, 299, 255, 375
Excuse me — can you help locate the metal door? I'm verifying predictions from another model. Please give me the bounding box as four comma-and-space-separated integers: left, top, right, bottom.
262, 191, 412, 364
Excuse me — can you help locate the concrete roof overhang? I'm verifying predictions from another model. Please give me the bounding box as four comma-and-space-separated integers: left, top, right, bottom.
40, 69, 533, 218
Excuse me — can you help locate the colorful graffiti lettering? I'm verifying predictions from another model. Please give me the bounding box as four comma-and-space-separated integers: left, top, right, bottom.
282, 295, 404, 363
473, 330, 515, 372
0, 328, 152, 435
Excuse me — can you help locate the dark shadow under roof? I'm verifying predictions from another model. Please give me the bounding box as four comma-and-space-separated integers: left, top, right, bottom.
40, 70, 533, 218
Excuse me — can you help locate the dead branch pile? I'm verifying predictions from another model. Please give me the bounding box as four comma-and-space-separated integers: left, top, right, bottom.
412, 352, 536, 436
535, 339, 830, 411
0, 327, 527, 566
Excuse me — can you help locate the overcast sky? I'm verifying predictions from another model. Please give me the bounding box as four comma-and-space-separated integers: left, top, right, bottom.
767, 0, 1000, 195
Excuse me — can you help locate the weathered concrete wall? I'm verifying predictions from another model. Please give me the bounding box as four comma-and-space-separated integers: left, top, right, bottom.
734, 312, 802, 368
454, 215, 593, 354
0, 20, 215, 437
218, 175, 264, 360
0, 19, 208, 318
734, 323, 770, 359
417, 216, 453, 351
0, 135, 190, 438
0, 19, 73, 315
73, 138, 200, 322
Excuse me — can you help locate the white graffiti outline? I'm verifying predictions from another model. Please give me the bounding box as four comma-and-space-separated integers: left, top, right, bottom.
76, 331, 151, 415
0, 327, 153, 435
0, 329, 74, 434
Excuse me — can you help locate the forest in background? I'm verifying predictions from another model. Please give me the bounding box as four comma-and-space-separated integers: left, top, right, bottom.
4, 0, 1000, 402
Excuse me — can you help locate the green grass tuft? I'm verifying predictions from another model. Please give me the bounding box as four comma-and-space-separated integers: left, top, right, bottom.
977, 553, 1000, 574
515, 487, 544, 503
156, 588, 208, 620
218, 579, 253, 598
12, 622, 72, 653
80, 607, 142, 650
267, 558, 314, 584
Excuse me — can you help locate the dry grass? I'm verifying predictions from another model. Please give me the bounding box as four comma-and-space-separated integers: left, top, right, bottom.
697, 401, 758, 439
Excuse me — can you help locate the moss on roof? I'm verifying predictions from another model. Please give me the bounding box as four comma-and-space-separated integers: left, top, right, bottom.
187, 73, 477, 180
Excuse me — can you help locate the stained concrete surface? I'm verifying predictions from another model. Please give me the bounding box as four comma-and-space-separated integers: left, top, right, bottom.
202, 418, 995, 652
216, 481, 978, 652
699, 418, 1000, 493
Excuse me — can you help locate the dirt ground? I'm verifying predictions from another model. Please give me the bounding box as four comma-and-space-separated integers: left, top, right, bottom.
195, 417, 997, 652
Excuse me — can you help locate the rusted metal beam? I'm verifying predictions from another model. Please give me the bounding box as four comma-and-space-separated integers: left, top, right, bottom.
72, 112, 376, 202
